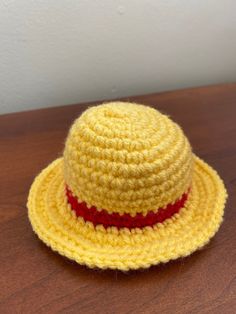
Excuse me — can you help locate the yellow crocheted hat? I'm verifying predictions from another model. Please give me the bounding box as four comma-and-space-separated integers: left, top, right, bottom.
27, 102, 227, 270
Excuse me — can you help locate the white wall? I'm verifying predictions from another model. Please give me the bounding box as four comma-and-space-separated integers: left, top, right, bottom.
0, 0, 236, 114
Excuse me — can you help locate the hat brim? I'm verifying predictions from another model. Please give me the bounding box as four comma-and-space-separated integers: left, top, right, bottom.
28, 156, 227, 271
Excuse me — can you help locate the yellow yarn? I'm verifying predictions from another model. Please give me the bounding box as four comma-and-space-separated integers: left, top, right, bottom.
27, 102, 227, 270
64, 102, 193, 215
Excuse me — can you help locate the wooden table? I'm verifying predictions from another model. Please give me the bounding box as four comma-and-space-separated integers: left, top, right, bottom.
0, 84, 235, 314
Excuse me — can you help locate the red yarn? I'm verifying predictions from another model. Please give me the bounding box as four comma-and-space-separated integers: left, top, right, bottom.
66, 186, 189, 229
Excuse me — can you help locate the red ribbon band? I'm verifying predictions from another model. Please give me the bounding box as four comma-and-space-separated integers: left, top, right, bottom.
66, 186, 189, 229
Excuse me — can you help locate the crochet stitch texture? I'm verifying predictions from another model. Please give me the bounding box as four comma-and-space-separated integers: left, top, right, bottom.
28, 102, 227, 270
64, 103, 193, 215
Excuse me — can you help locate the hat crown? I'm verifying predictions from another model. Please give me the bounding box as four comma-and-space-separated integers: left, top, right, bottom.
63, 102, 193, 215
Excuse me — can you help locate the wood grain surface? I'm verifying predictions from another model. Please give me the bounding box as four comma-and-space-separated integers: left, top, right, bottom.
0, 84, 235, 314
